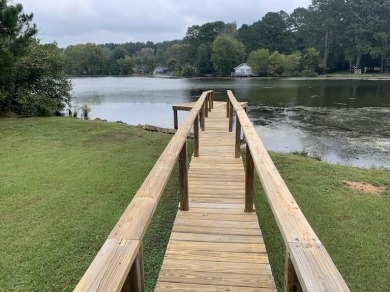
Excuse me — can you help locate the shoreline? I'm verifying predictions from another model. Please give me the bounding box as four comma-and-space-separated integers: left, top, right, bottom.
68, 74, 390, 81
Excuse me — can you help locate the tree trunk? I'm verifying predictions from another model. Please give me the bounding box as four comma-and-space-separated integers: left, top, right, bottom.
380, 38, 388, 74
323, 29, 330, 74
356, 54, 361, 68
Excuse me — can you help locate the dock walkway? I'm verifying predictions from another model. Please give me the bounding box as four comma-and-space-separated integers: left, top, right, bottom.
75, 91, 350, 292
155, 102, 276, 291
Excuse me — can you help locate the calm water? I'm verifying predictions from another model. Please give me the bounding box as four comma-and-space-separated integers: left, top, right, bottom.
71, 77, 390, 168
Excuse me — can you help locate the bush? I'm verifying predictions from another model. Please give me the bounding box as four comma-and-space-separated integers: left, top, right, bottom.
302, 69, 318, 77
181, 66, 196, 77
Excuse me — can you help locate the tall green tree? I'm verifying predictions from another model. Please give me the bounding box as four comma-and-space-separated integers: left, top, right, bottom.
195, 43, 213, 75
64, 43, 109, 75
247, 48, 270, 76
0, 1, 70, 115
309, 0, 345, 73
268, 51, 285, 76
301, 47, 321, 73
116, 56, 133, 75
211, 34, 246, 76
0, 0, 36, 113
13, 42, 71, 115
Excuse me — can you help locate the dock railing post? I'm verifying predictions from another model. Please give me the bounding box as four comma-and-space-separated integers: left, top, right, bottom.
201, 101, 206, 131
122, 244, 145, 292
226, 97, 230, 118
173, 109, 178, 130
194, 115, 199, 157
235, 117, 241, 158
284, 251, 302, 292
228, 102, 234, 132
179, 141, 189, 211
245, 143, 254, 212
205, 96, 209, 117
208, 92, 212, 112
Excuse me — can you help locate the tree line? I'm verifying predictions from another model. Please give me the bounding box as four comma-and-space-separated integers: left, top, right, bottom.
63, 0, 390, 77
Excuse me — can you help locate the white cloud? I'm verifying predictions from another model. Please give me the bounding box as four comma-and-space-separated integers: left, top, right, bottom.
15, 0, 312, 47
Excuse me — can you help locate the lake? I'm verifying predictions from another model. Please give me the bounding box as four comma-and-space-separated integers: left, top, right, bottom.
71, 76, 390, 168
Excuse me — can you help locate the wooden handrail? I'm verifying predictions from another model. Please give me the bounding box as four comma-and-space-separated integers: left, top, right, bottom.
74, 91, 212, 292
227, 90, 350, 292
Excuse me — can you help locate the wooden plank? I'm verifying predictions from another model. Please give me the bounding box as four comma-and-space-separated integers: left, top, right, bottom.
170, 232, 263, 244
158, 270, 275, 288
172, 225, 261, 236
174, 218, 260, 229
156, 282, 276, 292
164, 249, 269, 264
160, 258, 271, 275
167, 240, 265, 253
176, 212, 259, 222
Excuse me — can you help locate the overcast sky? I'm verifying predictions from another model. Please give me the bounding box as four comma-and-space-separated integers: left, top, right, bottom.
15, 0, 312, 48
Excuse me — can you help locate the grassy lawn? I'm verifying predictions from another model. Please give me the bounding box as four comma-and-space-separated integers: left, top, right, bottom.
0, 117, 178, 292
0, 117, 389, 291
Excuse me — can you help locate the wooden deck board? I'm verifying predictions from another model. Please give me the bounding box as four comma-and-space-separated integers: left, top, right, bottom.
155, 104, 276, 291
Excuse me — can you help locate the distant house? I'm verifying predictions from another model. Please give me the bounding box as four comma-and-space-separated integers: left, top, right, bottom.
153, 66, 169, 75
231, 63, 253, 77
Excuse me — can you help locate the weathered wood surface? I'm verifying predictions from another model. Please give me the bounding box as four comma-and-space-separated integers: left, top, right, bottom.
227, 90, 350, 292
75, 91, 212, 292
155, 102, 276, 291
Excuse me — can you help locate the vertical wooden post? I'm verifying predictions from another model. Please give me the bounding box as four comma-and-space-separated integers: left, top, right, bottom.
194, 115, 199, 157
173, 110, 178, 130
226, 98, 230, 118
205, 98, 208, 117
211, 91, 214, 109
235, 117, 241, 158
122, 244, 145, 292
228, 103, 234, 132
245, 143, 254, 212
201, 101, 206, 131
208, 93, 212, 112
284, 252, 302, 292
179, 141, 189, 211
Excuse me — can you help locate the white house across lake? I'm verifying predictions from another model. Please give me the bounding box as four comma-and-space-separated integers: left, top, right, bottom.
231, 63, 253, 77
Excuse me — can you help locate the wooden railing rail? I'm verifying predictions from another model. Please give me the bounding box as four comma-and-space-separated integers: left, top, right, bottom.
74, 91, 213, 292
173, 91, 214, 130
227, 90, 350, 292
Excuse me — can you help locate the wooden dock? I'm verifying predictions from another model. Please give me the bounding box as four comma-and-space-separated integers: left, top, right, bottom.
75, 91, 350, 292
155, 102, 276, 291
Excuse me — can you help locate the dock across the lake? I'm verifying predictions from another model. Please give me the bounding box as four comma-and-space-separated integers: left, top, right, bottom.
75, 90, 350, 292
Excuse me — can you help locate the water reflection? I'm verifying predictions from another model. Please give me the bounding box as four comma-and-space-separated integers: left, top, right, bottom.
71, 77, 390, 168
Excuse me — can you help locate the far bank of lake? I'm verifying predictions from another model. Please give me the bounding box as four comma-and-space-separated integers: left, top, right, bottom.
71, 76, 390, 168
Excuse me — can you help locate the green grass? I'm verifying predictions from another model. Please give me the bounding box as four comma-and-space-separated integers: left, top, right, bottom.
0, 117, 179, 292
0, 117, 389, 291
255, 152, 390, 292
